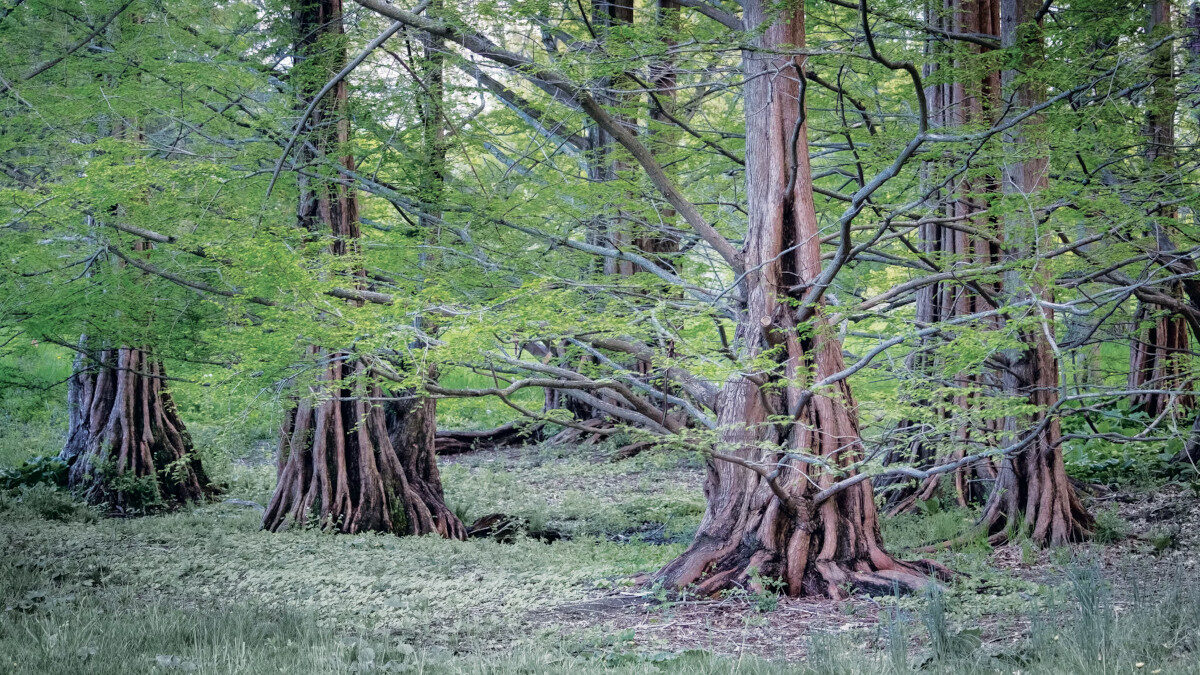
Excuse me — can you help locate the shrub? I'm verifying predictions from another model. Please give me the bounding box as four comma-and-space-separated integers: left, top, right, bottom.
0, 455, 68, 490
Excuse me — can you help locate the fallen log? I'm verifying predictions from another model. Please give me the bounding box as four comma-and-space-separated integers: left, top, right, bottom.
434, 421, 544, 455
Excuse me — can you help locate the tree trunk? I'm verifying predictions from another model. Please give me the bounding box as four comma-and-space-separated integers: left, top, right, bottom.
262, 0, 464, 539
884, 0, 1002, 514
61, 344, 212, 510
59, 50, 212, 511
643, 0, 683, 276
654, 0, 945, 598
979, 0, 1091, 546
542, 0, 644, 425
1129, 0, 1193, 419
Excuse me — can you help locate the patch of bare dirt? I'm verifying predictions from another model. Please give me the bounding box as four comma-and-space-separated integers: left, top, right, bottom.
539, 485, 1200, 662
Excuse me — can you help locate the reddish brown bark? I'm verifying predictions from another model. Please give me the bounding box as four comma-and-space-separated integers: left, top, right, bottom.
60, 106, 212, 511
884, 0, 1002, 514
61, 345, 212, 510
654, 0, 945, 598
979, 0, 1091, 546
264, 353, 464, 537
1129, 0, 1193, 419
262, 0, 463, 539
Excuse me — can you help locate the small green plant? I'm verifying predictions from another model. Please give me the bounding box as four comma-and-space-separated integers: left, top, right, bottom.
919, 584, 982, 664
1092, 506, 1128, 544
921, 584, 949, 659
1020, 536, 1037, 565
0, 484, 97, 523
746, 567, 783, 613
0, 455, 68, 490
884, 609, 909, 672
1067, 564, 1111, 655
1147, 527, 1179, 555
105, 470, 164, 514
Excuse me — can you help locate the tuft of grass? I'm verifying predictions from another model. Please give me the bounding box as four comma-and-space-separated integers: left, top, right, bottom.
1092, 506, 1129, 544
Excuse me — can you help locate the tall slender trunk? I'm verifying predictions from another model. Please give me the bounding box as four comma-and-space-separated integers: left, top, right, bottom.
263, 0, 464, 539
1129, 0, 1193, 419
643, 0, 682, 277
654, 0, 945, 598
545, 0, 643, 423
884, 0, 1002, 514
980, 0, 1091, 546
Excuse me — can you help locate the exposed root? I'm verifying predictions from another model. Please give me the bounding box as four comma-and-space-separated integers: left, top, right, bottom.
61, 346, 214, 511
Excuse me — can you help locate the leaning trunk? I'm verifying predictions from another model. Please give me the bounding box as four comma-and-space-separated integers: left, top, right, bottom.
655, 0, 944, 598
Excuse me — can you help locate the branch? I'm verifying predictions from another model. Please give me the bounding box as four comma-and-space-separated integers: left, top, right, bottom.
352, 0, 743, 275
21, 0, 136, 81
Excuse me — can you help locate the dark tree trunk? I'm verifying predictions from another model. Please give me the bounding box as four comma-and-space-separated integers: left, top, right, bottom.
61, 345, 212, 510
1129, 0, 1193, 420
979, 0, 1091, 546
262, 0, 464, 539
654, 0, 945, 598
884, 0, 1002, 514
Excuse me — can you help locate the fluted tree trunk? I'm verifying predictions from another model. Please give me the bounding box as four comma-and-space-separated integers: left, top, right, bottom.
980, 0, 1091, 546
654, 0, 945, 598
884, 0, 1002, 514
60, 52, 212, 511
61, 342, 212, 511
262, 0, 464, 539
1129, 0, 1193, 419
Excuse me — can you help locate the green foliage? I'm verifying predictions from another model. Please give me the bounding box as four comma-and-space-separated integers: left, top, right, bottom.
0, 484, 96, 523
0, 455, 67, 490
1092, 507, 1129, 544
1062, 404, 1181, 487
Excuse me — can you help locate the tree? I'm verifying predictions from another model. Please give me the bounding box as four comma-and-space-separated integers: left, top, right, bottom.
882, 0, 1003, 514
262, 0, 464, 538
651, 0, 946, 597
1128, 0, 1193, 420
56, 14, 213, 511
978, 0, 1091, 546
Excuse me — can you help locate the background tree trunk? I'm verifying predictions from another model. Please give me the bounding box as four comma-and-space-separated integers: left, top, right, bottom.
262, 0, 464, 539
980, 0, 1091, 546
1128, 0, 1193, 420
61, 342, 212, 510
60, 49, 213, 511
654, 0, 944, 598
883, 0, 1002, 514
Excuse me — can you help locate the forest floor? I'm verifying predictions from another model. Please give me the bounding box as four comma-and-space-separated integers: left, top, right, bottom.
2, 442, 1199, 673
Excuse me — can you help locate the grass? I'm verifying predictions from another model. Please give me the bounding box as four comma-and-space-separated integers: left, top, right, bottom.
5, 493, 1197, 674
0, 346, 73, 467
2, 372, 1200, 672
3, 452, 1199, 673
441, 445, 706, 542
